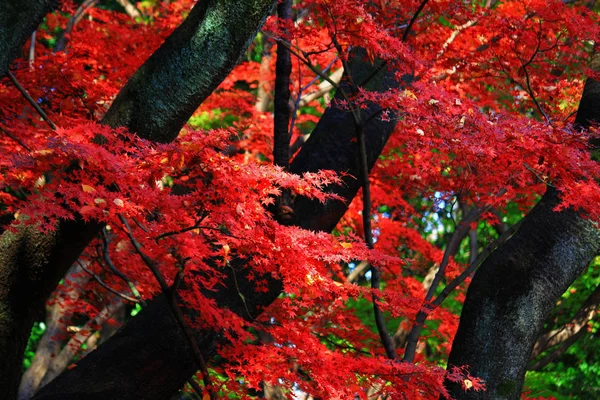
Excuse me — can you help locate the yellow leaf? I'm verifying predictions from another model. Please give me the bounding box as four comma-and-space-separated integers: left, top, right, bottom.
82, 184, 96, 193
113, 198, 124, 207
340, 242, 353, 249
403, 89, 418, 100
463, 379, 473, 389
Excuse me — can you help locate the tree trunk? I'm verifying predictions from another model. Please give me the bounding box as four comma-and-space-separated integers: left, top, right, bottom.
445, 53, 600, 399
0, 0, 58, 78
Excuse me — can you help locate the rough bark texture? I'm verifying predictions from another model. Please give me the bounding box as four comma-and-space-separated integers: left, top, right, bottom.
32, 53, 400, 400
0, 1, 276, 398
445, 188, 599, 399
102, 0, 276, 142
445, 54, 600, 399
0, 0, 58, 78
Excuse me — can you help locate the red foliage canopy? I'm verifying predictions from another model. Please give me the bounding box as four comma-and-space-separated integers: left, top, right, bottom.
2, 0, 599, 398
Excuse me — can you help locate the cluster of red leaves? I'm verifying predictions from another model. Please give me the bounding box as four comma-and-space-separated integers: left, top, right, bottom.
2, 0, 599, 398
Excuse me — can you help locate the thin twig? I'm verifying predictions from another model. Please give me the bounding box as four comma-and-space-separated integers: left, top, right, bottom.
331, 35, 357, 90
29, 31, 36, 69
523, 65, 551, 123
7, 71, 57, 130
314, 332, 372, 355
55, 0, 100, 52
298, 66, 342, 107
523, 163, 555, 186
402, 0, 430, 41
353, 88, 396, 360
186, 378, 205, 400
0, 125, 31, 151
402, 206, 485, 363
77, 260, 141, 304
431, 219, 522, 308
118, 214, 216, 399
402, 208, 520, 363
156, 224, 236, 240
275, 39, 356, 114
326, 31, 397, 358
101, 228, 145, 303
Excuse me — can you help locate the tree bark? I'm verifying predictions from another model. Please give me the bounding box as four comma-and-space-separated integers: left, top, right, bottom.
102, 0, 276, 142
32, 52, 401, 400
445, 54, 600, 399
272, 0, 293, 168
0, 0, 58, 78
1, 1, 276, 398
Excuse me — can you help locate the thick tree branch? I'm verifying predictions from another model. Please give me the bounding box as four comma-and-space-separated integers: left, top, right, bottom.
54, 0, 100, 52
529, 327, 587, 371
16, 264, 91, 400
0, 220, 102, 398
446, 188, 599, 399
102, 0, 276, 142
115, 0, 142, 20
37, 298, 122, 389
298, 68, 343, 107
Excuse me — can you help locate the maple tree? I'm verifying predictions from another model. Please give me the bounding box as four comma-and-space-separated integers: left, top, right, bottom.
1, 0, 600, 399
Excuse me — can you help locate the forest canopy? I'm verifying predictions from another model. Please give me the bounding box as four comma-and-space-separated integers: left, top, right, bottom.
1, 0, 600, 399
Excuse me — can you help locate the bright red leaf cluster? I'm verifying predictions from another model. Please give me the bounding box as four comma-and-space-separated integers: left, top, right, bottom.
2, 0, 599, 398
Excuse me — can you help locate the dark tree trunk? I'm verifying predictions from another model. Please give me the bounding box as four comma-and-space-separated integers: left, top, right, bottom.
445, 53, 600, 399
272, 0, 293, 168
0, 0, 58, 78
445, 188, 599, 399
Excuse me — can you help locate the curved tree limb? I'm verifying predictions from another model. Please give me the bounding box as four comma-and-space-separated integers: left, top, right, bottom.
102, 0, 276, 142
